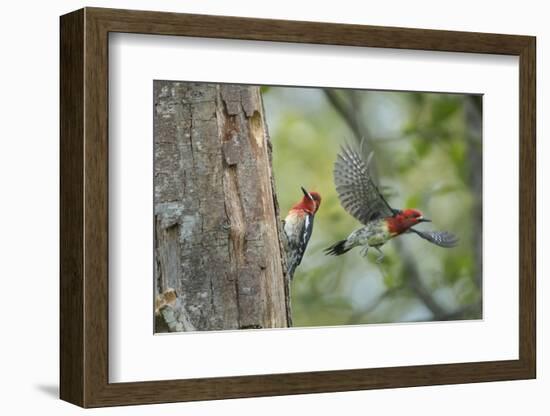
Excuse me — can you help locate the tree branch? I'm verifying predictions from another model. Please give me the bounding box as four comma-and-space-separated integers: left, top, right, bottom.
324, 89, 366, 141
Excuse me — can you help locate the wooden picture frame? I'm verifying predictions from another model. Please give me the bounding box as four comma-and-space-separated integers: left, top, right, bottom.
60, 7, 536, 408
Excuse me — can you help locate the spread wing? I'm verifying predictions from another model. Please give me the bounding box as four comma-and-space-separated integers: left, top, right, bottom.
409, 229, 459, 248
333, 145, 395, 224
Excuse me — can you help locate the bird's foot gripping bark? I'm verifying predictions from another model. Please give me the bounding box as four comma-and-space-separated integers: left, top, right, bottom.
360, 246, 369, 257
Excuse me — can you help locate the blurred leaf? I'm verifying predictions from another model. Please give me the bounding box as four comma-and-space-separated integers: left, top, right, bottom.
413, 137, 431, 157
443, 254, 474, 284
431, 96, 460, 124
449, 139, 466, 166
402, 122, 418, 136
409, 92, 425, 107
405, 194, 421, 209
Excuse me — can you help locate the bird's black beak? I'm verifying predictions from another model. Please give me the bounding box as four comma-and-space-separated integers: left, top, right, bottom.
301, 186, 314, 201
419, 217, 431, 223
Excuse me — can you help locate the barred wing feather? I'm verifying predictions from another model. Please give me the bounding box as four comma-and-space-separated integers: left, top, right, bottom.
334, 146, 394, 224
410, 229, 459, 248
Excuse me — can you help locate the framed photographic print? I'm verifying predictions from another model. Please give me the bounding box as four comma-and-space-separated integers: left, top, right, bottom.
60, 7, 536, 408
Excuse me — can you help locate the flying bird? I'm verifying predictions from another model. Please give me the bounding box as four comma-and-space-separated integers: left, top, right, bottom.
284, 187, 322, 278
325, 146, 458, 261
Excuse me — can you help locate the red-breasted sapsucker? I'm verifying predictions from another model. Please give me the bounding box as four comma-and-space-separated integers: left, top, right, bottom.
284, 187, 322, 278
325, 146, 458, 261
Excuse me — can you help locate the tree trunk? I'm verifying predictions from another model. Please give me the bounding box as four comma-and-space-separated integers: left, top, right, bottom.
153, 81, 290, 332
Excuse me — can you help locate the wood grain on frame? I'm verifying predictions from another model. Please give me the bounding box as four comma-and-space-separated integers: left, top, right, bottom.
60, 7, 536, 408
60, 8, 84, 406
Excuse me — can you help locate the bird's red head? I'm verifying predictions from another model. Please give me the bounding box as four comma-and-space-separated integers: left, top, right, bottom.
291, 187, 322, 215
387, 208, 430, 235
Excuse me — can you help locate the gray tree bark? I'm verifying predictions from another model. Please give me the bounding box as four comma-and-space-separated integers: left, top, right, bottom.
153, 81, 290, 332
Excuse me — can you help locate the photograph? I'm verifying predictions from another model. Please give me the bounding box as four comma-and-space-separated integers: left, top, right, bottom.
153, 81, 482, 333
55, 5, 537, 408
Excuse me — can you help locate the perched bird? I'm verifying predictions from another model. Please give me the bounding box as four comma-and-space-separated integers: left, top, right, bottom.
325, 146, 458, 261
284, 187, 322, 278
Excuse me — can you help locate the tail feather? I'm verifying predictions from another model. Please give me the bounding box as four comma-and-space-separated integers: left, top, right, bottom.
287, 251, 303, 280
324, 239, 352, 256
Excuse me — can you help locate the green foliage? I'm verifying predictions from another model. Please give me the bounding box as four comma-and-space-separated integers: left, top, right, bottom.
430, 95, 460, 125
263, 87, 482, 326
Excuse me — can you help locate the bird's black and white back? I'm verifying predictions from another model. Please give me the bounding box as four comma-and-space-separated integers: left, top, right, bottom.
284, 212, 315, 279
